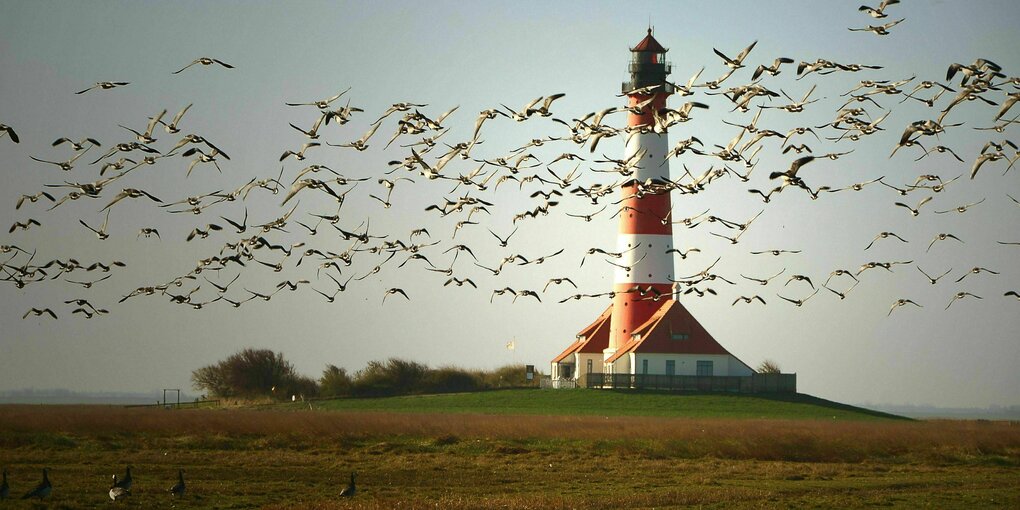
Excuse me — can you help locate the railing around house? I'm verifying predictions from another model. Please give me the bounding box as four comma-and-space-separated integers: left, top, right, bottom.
540, 377, 577, 389
581, 373, 796, 393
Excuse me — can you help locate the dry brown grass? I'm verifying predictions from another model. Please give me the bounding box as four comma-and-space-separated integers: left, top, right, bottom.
1, 405, 1018, 464
1, 405, 1018, 508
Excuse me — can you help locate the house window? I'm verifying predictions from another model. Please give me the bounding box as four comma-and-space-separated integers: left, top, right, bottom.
665, 360, 676, 376
642, 359, 649, 375
586, 359, 593, 374
697, 361, 714, 376
672, 333, 689, 340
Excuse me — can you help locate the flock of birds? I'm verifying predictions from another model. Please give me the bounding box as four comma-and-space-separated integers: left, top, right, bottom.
0, 466, 184, 501
0, 466, 357, 502
1, 1, 1018, 330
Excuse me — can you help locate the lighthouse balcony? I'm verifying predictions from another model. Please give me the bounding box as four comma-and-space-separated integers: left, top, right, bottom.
621, 79, 675, 95
628, 61, 672, 74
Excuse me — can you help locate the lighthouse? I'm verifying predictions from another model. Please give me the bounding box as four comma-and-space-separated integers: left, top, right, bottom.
551, 29, 755, 384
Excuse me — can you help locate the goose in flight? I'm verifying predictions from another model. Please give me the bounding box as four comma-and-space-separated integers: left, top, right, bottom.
848, 18, 905, 35
0, 123, 19, 143
894, 196, 932, 216
382, 288, 409, 304
23, 308, 57, 320
79, 210, 111, 240
286, 87, 352, 109
955, 267, 999, 283
945, 292, 982, 310
777, 289, 819, 307
159, 104, 192, 133
714, 40, 757, 70
859, 0, 899, 18
741, 268, 785, 286
173, 57, 234, 74
888, 298, 921, 316
864, 231, 907, 250
926, 233, 963, 252
75, 82, 129, 94
732, 295, 767, 306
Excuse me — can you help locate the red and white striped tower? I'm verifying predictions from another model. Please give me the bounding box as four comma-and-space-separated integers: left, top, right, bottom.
605, 29, 675, 359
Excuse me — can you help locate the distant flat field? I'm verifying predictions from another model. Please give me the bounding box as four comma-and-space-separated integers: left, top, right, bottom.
0, 391, 1018, 509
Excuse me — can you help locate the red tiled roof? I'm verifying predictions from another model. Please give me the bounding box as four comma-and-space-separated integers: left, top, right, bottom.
631, 29, 667, 53
552, 306, 611, 363
606, 299, 746, 364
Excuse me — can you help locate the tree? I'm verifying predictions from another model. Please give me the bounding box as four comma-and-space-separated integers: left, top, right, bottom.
757, 359, 782, 374
191, 348, 314, 399
319, 364, 352, 397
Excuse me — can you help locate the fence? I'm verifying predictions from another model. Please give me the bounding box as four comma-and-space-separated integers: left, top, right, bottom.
580, 373, 796, 393
124, 399, 220, 409
539, 377, 577, 389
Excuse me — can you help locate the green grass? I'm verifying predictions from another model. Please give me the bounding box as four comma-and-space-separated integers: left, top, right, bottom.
301, 389, 906, 421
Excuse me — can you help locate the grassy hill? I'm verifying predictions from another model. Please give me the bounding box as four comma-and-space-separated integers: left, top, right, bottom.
300, 389, 907, 421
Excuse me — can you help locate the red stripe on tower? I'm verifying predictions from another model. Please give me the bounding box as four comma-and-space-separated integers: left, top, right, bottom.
607, 28, 675, 354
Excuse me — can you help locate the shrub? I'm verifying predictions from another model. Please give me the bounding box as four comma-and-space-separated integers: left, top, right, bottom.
351, 358, 429, 397
319, 365, 353, 397
424, 367, 483, 394
191, 348, 313, 399
757, 359, 782, 374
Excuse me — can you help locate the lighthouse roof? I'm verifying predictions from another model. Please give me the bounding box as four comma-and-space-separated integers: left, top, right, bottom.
631, 29, 668, 53
552, 306, 611, 363
605, 299, 751, 369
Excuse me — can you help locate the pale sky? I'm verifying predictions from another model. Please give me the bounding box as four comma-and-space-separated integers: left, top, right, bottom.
1, 1, 1018, 408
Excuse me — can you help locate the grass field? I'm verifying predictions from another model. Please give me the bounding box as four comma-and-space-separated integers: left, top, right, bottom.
0, 390, 1018, 509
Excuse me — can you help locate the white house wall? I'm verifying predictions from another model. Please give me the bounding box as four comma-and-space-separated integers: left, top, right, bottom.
624, 353, 754, 376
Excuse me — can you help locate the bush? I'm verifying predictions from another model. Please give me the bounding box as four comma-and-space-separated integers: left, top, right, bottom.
757, 359, 782, 374
320, 365, 352, 397
351, 358, 429, 397
424, 367, 483, 393
191, 348, 314, 399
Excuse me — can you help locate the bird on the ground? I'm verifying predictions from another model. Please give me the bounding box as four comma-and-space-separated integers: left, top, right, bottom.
21, 468, 51, 500
75, 82, 129, 94
173, 57, 234, 74
340, 472, 356, 497
109, 475, 130, 501
169, 469, 186, 498
888, 298, 921, 316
